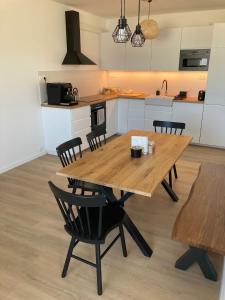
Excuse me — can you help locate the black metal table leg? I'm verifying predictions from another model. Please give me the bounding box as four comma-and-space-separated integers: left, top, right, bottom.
123, 214, 153, 257
101, 186, 118, 202
161, 179, 179, 202
102, 186, 153, 258
175, 246, 218, 281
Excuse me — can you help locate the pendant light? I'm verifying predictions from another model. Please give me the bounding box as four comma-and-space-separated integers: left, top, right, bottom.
112, 0, 132, 43
131, 0, 145, 47
140, 0, 159, 40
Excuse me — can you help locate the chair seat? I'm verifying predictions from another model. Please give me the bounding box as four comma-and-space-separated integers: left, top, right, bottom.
68, 179, 102, 193
65, 202, 125, 243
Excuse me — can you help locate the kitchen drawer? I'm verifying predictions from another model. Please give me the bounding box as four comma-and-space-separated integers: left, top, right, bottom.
145, 107, 172, 121
128, 118, 145, 131
128, 100, 145, 118
71, 118, 91, 133
71, 128, 91, 150
145, 105, 173, 112
70, 106, 90, 121
128, 108, 145, 119
128, 99, 145, 110
172, 102, 203, 143
144, 119, 155, 131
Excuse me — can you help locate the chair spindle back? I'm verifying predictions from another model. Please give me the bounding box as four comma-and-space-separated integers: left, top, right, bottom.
153, 120, 186, 136
56, 137, 82, 186
87, 125, 106, 152
49, 181, 107, 239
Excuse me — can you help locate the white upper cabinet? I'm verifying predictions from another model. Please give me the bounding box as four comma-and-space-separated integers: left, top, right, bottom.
125, 40, 151, 71
205, 47, 225, 105
151, 28, 182, 71
100, 32, 126, 70
211, 23, 225, 47
181, 26, 213, 50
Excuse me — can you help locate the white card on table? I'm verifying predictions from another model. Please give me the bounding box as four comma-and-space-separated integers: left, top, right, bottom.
131, 136, 148, 154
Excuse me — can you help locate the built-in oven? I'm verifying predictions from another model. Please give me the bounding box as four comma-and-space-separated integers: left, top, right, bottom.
91, 102, 106, 132
179, 49, 211, 71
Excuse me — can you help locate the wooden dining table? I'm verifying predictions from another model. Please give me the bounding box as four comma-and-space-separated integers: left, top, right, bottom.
57, 130, 192, 257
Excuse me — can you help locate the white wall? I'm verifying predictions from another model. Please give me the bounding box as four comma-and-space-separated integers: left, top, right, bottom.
107, 71, 207, 97
39, 70, 108, 99
0, 0, 106, 173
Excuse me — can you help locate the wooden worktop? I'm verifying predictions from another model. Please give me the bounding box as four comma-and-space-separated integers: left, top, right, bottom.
41, 93, 202, 110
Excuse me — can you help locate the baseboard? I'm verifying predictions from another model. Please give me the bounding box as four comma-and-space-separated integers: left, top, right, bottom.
0, 150, 47, 174
220, 259, 225, 300
45, 149, 57, 156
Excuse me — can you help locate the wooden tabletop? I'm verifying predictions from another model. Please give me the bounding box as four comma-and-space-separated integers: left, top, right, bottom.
57, 130, 192, 197
172, 163, 225, 256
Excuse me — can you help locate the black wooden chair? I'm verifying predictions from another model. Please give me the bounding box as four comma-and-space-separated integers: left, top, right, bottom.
153, 120, 186, 188
56, 137, 100, 194
86, 125, 107, 152
48, 181, 127, 295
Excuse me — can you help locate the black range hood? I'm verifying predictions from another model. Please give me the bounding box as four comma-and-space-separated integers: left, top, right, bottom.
62, 10, 96, 65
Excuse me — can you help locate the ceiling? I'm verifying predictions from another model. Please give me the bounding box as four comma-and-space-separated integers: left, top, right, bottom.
54, 0, 225, 18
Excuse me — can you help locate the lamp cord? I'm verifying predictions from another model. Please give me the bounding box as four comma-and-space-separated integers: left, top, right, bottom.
124, 0, 125, 17
121, 0, 123, 17
148, 0, 151, 20
138, 0, 141, 24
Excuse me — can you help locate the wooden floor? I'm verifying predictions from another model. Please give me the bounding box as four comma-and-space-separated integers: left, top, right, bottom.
0, 144, 224, 300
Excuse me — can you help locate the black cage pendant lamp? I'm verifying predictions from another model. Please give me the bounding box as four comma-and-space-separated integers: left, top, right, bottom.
112, 0, 132, 43
131, 0, 145, 47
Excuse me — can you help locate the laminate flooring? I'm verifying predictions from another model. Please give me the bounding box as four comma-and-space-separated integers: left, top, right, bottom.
0, 144, 224, 300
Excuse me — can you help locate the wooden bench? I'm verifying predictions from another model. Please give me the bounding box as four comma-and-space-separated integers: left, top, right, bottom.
172, 163, 225, 281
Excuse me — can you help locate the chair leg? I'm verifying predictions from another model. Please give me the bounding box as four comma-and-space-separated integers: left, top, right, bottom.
95, 244, 102, 295
119, 224, 127, 257
169, 170, 173, 188
62, 237, 76, 278
173, 164, 178, 179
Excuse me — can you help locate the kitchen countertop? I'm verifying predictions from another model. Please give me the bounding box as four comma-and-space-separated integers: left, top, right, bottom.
41, 93, 203, 109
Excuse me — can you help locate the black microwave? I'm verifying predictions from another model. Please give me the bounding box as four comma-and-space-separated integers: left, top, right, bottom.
179, 49, 211, 71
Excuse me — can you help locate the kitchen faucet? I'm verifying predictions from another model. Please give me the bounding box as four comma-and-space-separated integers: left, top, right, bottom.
161, 80, 168, 95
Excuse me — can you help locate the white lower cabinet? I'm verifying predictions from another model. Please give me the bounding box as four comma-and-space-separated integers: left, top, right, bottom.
144, 105, 173, 131
42, 106, 91, 155
117, 99, 129, 134
200, 105, 225, 147
42, 99, 225, 156
106, 99, 118, 138
172, 102, 204, 143
127, 99, 145, 131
